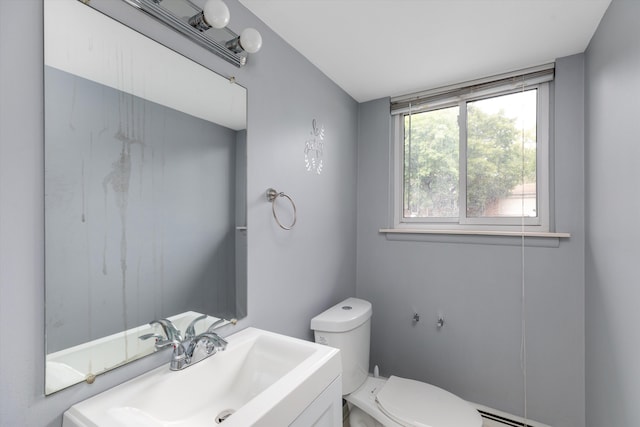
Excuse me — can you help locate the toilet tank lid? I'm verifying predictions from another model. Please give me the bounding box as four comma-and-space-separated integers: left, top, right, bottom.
311, 297, 372, 332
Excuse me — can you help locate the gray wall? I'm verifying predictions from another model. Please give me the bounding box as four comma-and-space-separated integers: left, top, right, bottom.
0, 0, 357, 425
356, 55, 586, 426
585, 1, 640, 426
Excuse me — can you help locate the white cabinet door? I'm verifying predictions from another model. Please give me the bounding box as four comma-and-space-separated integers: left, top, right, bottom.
290, 376, 342, 427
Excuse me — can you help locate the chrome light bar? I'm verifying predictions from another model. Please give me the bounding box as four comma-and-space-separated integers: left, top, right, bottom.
123, 0, 247, 67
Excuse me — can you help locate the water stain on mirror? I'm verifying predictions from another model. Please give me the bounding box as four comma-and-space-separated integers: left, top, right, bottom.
44, 0, 247, 394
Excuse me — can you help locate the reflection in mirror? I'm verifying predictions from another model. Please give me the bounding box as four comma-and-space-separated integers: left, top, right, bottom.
44, 0, 247, 394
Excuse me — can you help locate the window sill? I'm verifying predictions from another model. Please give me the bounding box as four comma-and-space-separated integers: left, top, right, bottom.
379, 228, 570, 247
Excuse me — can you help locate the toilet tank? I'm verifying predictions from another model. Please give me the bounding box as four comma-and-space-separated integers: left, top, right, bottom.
310, 297, 372, 394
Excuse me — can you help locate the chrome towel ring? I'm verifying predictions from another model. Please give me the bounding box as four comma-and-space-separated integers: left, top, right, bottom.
266, 188, 297, 230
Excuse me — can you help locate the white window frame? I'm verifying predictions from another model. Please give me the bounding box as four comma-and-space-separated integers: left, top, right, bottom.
392, 77, 551, 233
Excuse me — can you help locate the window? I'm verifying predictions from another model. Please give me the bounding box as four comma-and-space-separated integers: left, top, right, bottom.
391, 65, 552, 232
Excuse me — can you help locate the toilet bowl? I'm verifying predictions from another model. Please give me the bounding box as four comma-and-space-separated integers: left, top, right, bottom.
311, 298, 482, 427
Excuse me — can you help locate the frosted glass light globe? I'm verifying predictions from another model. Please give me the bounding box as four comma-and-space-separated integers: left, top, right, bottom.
240, 28, 262, 54
202, 0, 230, 29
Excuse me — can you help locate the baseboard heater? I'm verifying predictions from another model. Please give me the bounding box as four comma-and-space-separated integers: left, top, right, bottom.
474, 403, 552, 427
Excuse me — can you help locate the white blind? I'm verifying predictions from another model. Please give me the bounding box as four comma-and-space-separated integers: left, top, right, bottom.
390, 63, 555, 115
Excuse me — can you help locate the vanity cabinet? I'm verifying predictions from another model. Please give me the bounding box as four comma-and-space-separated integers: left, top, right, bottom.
290, 376, 342, 427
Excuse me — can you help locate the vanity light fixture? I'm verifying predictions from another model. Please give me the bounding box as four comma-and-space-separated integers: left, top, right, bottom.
188, 0, 231, 31
226, 27, 263, 54
123, 0, 262, 67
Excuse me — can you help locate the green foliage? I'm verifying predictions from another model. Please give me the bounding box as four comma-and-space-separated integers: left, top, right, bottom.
404, 107, 459, 217
404, 104, 536, 218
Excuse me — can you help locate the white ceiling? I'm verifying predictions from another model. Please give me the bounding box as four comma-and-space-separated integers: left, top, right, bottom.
239, 0, 611, 102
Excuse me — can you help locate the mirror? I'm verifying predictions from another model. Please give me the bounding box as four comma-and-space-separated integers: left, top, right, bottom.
44, 0, 247, 394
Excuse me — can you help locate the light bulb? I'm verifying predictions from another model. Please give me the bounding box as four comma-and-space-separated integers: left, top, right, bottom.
202, 0, 230, 29
239, 28, 262, 54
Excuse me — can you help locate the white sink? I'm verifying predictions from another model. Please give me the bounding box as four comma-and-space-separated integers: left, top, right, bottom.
62, 327, 341, 427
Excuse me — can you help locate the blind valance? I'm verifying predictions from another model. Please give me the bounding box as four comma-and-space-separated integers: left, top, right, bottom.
390, 63, 554, 115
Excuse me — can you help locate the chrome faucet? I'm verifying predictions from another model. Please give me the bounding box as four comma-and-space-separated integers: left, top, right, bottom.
140, 316, 227, 370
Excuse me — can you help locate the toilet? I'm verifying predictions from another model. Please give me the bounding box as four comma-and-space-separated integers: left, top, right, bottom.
311, 297, 483, 427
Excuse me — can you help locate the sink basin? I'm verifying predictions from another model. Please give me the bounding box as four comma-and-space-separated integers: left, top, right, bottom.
63, 327, 341, 427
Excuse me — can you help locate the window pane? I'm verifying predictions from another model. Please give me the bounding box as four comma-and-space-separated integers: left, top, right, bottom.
404, 106, 459, 218
466, 90, 537, 218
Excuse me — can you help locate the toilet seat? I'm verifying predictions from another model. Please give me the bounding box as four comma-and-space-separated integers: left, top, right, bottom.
346, 375, 482, 427
375, 376, 482, 427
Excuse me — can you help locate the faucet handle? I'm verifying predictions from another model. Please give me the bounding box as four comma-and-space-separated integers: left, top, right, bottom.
206, 318, 226, 333
213, 335, 228, 351
150, 319, 182, 341
199, 332, 228, 351
190, 332, 227, 355
185, 314, 208, 339
140, 332, 186, 359
154, 338, 185, 354
139, 333, 164, 342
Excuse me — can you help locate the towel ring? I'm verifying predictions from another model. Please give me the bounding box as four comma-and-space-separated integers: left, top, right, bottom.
266, 188, 297, 230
